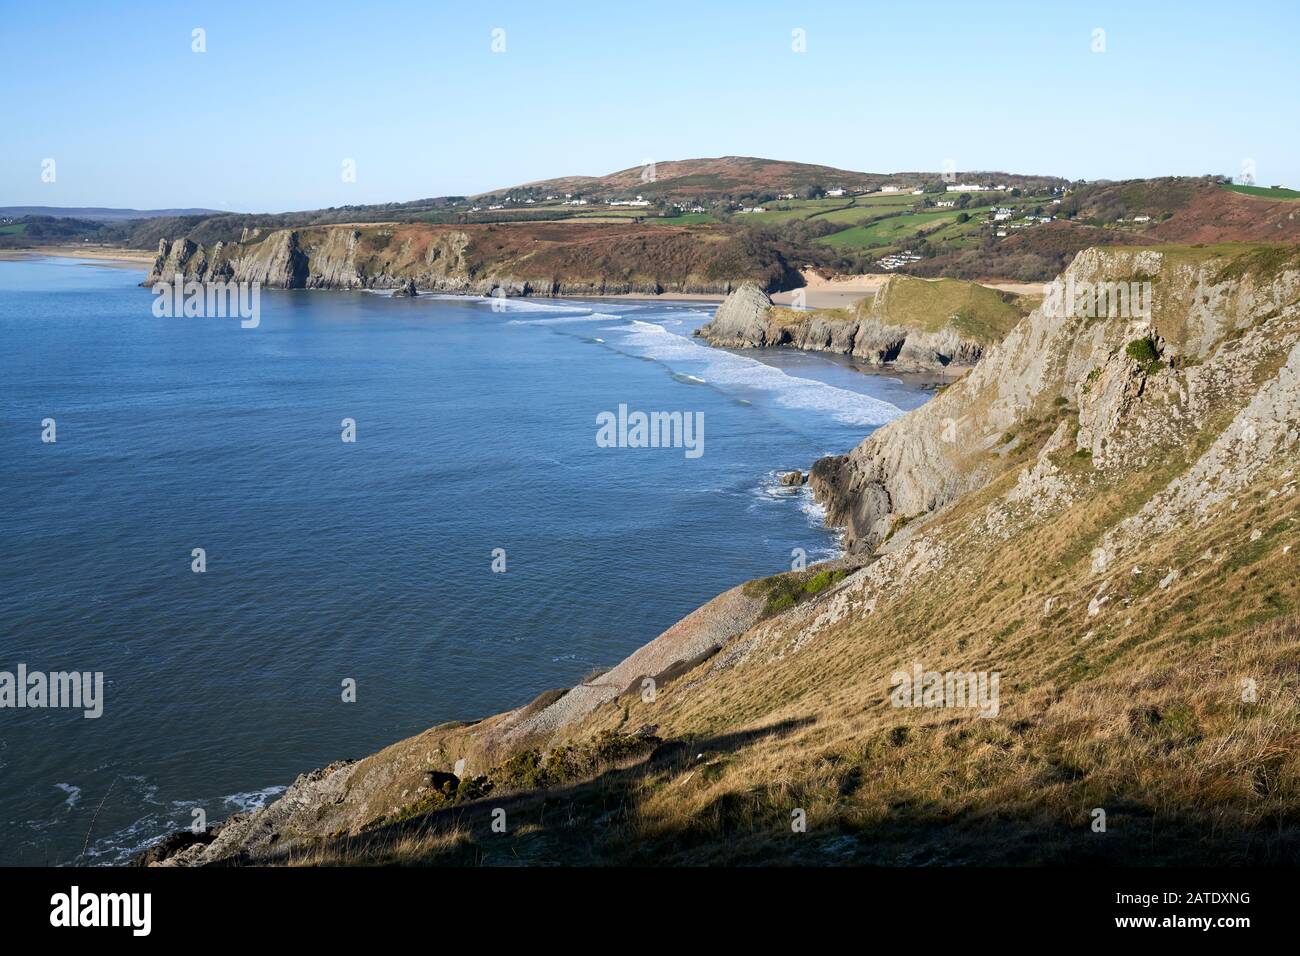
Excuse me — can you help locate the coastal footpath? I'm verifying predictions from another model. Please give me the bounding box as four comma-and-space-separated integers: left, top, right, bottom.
143, 243, 1300, 867
143, 221, 801, 297
696, 275, 1033, 372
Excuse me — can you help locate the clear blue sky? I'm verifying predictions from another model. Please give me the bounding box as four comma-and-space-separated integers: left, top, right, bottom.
3, 0, 1297, 212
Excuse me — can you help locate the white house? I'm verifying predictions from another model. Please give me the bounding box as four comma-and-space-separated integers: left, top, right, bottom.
993, 208, 1013, 221
880, 185, 901, 193
946, 183, 987, 192
826, 188, 846, 197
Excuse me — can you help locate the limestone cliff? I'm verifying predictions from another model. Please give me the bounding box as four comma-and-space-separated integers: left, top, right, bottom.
809, 245, 1300, 553
696, 274, 1028, 371
143, 221, 795, 297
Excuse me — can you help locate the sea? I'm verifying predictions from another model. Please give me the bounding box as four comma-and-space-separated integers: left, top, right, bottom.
0, 256, 929, 864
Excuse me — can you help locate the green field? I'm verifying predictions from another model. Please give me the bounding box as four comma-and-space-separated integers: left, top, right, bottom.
815, 209, 965, 248
0, 222, 27, 235
745, 192, 918, 225
1223, 184, 1300, 200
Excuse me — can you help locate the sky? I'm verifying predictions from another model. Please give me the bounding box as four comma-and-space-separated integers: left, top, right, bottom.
2, 0, 1297, 212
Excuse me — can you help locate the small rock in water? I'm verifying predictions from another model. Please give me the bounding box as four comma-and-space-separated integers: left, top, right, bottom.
391, 278, 419, 297
780, 470, 806, 486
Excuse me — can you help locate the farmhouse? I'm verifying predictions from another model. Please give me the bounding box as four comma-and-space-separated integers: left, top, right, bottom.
826, 188, 846, 197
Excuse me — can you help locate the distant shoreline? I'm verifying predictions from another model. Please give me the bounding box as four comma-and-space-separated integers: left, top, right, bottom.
0, 246, 152, 269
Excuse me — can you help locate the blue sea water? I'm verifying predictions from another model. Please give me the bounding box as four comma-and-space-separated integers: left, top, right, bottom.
0, 257, 929, 865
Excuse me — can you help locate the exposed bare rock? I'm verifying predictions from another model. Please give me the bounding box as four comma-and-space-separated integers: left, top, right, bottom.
697, 274, 1023, 372
809, 246, 1300, 552
695, 283, 775, 345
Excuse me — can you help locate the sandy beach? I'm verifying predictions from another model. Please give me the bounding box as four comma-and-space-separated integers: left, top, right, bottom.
0, 246, 154, 269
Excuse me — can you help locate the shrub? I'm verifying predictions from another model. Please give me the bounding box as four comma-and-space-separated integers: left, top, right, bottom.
1125, 336, 1163, 373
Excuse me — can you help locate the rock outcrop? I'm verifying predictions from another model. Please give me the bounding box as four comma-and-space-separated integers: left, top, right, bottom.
696, 275, 1025, 371
810, 246, 1300, 552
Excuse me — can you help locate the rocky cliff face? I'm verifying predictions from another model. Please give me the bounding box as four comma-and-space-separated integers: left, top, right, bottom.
696, 275, 1021, 371
142, 243, 1300, 867
810, 246, 1300, 553
144, 222, 790, 297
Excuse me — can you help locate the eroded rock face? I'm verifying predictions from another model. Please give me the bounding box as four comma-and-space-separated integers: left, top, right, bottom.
696, 279, 994, 371
148, 231, 309, 288
144, 225, 763, 297
809, 247, 1300, 553
695, 283, 775, 346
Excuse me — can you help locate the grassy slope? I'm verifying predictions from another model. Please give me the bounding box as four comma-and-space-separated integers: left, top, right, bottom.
762, 275, 1028, 346
1223, 184, 1300, 201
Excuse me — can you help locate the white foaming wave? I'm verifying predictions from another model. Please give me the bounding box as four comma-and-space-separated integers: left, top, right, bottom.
224, 785, 288, 813
55, 783, 82, 810
71, 780, 290, 866
508, 311, 621, 326
610, 320, 902, 427
428, 294, 591, 314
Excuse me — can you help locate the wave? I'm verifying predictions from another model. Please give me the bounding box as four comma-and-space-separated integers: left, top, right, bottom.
429, 295, 592, 314
508, 312, 621, 326
57, 778, 291, 866
54, 783, 81, 810
224, 785, 288, 814
608, 320, 903, 427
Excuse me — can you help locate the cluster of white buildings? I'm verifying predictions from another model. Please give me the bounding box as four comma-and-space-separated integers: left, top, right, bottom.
946, 183, 1010, 192
878, 250, 923, 270
608, 196, 652, 207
